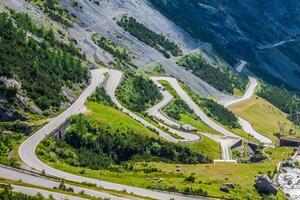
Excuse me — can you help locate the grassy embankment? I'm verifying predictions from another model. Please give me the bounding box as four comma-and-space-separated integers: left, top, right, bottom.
230, 95, 300, 144
178, 82, 260, 143
37, 100, 292, 199
42, 130, 291, 200
157, 80, 221, 159
86, 102, 158, 138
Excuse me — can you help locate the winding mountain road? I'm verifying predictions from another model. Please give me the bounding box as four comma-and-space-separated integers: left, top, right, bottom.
146, 79, 200, 142
11, 185, 85, 200
15, 66, 269, 199
104, 69, 181, 143
151, 77, 240, 139
223, 77, 258, 108
223, 61, 272, 144
17, 68, 206, 200
0, 165, 124, 200
149, 77, 242, 160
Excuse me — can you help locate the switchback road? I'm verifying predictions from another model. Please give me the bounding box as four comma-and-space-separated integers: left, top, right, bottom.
18, 68, 206, 200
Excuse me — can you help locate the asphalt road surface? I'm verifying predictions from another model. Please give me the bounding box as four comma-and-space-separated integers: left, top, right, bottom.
11, 184, 86, 200
18, 68, 206, 200
224, 61, 272, 144
104, 69, 181, 142
152, 77, 240, 139
146, 79, 200, 142
0, 165, 124, 200
151, 77, 243, 160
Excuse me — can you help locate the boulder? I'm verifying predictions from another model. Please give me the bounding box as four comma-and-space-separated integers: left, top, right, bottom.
282, 160, 295, 168
255, 175, 278, 195
0, 106, 27, 122
220, 183, 235, 193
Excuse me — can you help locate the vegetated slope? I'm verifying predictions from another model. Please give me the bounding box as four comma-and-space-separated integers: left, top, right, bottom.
0, 11, 87, 118
257, 83, 300, 126
116, 71, 162, 112
230, 95, 300, 143
148, 0, 300, 90
86, 102, 158, 138
38, 114, 209, 170
116, 15, 182, 58
55, 0, 237, 100
26, 0, 78, 27
0, 8, 88, 166
91, 33, 131, 63
177, 52, 247, 94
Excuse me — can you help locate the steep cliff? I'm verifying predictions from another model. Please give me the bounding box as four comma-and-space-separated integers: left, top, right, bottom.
149, 0, 300, 90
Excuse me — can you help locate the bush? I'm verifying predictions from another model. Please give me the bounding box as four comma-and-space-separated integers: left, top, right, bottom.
117, 15, 182, 57
0, 12, 87, 111
201, 99, 239, 128
89, 87, 115, 107
92, 33, 130, 62
116, 73, 162, 112
184, 174, 196, 183
177, 53, 246, 94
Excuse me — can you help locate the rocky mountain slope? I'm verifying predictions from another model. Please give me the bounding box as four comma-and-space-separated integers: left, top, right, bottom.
58, 0, 233, 99
149, 0, 300, 90
2, 0, 299, 117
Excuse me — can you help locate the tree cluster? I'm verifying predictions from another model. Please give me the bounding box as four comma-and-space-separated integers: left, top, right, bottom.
201, 99, 239, 128
38, 115, 209, 170
0, 12, 88, 111
89, 87, 115, 108
26, 0, 76, 27
164, 99, 193, 120
9, 9, 85, 60
117, 15, 182, 58
177, 53, 246, 94
258, 84, 300, 126
92, 33, 131, 63
116, 73, 162, 112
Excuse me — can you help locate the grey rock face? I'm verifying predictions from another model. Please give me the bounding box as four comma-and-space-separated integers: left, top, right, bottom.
148, 0, 300, 89
255, 175, 278, 195
0, 105, 27, 122
16, 94, 42, 115
0, 76, 21, 89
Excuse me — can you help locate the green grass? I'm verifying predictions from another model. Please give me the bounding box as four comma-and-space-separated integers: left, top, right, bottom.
41, 147, 292, 200
86, 101, 182, 139
180, 114, 221, 135
230, 96, 300, 144
148, 147, 291, 199
158, 80, 180, 98
228, 126, 260, 143
37, 98, 291, 199
179, 82, 259, 142
86, 102, 158, 138
234, 88, 244, 97
190, 135, 221, 160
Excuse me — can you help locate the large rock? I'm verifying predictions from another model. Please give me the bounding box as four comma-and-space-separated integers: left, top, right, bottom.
255, 175, 278, 195
220, 183, 235, 193
0, 106, 27, 122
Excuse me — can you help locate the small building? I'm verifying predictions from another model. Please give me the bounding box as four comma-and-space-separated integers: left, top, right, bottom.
181, 124, 197, 132
280, 136, 300, 147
